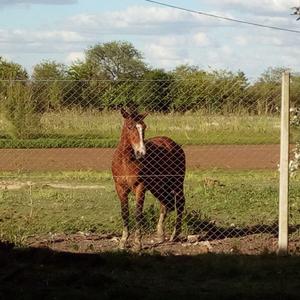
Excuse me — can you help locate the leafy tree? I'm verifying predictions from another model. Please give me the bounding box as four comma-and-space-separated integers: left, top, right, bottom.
250, 67, 287, 114
291, 74, 300, 107
0, 58, 36, 138
32, 60, 67, 81
2, 83, 40, 138
171, 65, 208, 112
207, 69, 249, 113
258, 67, 288, 84
0, 56, 28, 80
85, 41, 147, 80
136, 69, 173, 112
32, 60, 67, 112
172, 64, 203, 78
67, 60, 110, 109
0, 57, 28, 102
65, 42, 148, 109
101, 80, 140, 110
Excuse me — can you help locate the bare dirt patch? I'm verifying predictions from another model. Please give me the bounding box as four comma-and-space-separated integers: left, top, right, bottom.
26, 232, 298, 256
0, 145, 280, 171
0, 181, 105, 190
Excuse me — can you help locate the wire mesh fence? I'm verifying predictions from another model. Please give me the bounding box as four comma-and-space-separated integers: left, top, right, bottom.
1, 78, 298, 254
288, 73, 300, 253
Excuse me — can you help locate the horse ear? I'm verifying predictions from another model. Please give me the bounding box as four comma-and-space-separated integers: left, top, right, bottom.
121, 108, 130, 119
139, 112, 148, 120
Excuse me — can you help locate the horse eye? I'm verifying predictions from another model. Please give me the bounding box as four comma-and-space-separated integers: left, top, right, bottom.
127, 125, 134, 130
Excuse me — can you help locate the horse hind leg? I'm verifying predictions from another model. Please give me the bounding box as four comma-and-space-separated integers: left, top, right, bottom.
156, 204, 167, 243
170, 190, 185, 242
133, 183, 146, 251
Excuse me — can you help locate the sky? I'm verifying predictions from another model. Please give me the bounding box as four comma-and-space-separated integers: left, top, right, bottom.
0, 0, 300, 78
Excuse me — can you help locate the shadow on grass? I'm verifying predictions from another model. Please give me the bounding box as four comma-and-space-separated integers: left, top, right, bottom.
185, 210, 300, 240
1, 241, 300, 300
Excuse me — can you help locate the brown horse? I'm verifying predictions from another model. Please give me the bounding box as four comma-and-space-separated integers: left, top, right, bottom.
112, 109, 186, 250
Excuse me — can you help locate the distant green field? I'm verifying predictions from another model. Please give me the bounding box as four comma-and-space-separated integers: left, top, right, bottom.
0, 110, 287, 148
1, 170, 300, 245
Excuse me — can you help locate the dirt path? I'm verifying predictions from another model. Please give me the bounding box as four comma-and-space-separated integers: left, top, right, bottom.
0, 145, 281, 171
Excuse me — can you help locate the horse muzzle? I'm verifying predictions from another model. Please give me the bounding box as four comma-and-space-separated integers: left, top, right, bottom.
134, 146, 146, 160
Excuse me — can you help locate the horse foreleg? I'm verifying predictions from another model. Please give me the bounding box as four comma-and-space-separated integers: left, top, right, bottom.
170, 191, 185, 242
134, 184, 145, 251
156, 204, 167, 243
117, 186, 130, 250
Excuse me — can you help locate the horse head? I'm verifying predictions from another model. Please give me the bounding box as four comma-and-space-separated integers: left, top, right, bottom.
121, 108, 148, 160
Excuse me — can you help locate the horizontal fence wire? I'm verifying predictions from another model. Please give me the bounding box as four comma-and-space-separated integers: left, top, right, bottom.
0, 78, 299, 254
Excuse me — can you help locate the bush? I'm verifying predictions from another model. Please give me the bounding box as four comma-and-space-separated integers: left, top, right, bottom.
1, 83, 41, 138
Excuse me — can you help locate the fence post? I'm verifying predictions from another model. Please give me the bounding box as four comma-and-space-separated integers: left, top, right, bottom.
278, 71, 290, 256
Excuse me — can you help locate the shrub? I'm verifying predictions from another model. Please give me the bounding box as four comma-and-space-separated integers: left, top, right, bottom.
1, 82, 41, 138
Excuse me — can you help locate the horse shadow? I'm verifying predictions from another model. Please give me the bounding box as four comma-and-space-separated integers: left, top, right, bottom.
184, 210, 300, 241
140, 206, 300, 241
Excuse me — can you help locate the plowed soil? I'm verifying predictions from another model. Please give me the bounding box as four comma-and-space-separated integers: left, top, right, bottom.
0, 145, 281, 171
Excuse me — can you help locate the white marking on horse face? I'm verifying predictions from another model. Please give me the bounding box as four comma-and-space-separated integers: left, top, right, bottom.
133, 123, 146, 159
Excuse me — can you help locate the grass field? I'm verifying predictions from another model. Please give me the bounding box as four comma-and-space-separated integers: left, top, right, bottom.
2, 172, 300, 299
1, 170, 300, 245
0, 110, 287, 148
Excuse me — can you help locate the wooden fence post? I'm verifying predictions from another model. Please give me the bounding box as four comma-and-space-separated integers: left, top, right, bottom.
278, 71, 290, 256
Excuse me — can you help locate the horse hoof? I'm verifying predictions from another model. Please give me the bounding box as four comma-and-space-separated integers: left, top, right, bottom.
133, 242, 142, 252
156, 235, 165, 244
119, 240, 128, 250
169, 235, 180, 242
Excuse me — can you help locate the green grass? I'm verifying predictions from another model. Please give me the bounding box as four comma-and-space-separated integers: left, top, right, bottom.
2, 170, 300, 299
1, 170, 300, 244
0, 109, 284, 148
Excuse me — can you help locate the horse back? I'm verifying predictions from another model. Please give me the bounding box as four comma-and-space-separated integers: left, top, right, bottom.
143, 136, 186, 177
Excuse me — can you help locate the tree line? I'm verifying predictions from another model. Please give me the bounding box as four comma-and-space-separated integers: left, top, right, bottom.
0, 41, 300, 137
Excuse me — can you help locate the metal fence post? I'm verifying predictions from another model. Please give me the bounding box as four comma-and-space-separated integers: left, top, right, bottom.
278, 71, 290, 256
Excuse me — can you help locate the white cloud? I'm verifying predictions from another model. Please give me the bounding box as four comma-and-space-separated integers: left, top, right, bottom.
235, 36, 248, 46
0, 0, 77, 7
66, 6, 231, 36
0, 29, 85, 44
1, 3, 300, 77
66, 51, 84, 64
144, 42, 191, 69
193, 32, 210, 46
202, 0, 298, 15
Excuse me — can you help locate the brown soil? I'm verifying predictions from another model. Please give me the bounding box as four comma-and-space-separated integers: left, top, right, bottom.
26, 233, 300, 256
0, 145, 281, 171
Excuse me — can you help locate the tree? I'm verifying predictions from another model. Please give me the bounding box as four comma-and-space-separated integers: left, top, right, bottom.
137, 69, 173, 112
291, 74, 300, 107
85, 41, 147, 80
2, 83, 40, 138
249, 67, 287, 114
172, 64, 203, 78
32, 60, 67, 112
64, 41, 148, 109
258, 67, 288, 84
0, 56, 28, 80
0, 58, 40, 138
32, 60, 67, 81
67, 60, 110, 109
206, 69, 249, 113
0, 57, 28, 102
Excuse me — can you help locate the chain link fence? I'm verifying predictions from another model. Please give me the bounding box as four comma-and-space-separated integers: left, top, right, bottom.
288, 73, 300, 253
1, 78, 298, 254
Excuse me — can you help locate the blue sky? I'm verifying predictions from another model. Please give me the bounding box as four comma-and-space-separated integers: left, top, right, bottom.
0, 0, 300, 78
